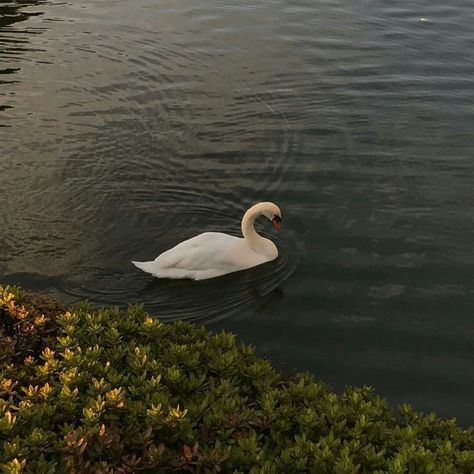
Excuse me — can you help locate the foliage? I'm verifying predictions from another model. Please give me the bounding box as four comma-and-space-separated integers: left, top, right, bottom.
1, 285, 474, 473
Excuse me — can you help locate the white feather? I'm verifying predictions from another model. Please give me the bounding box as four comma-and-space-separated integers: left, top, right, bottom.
132, 202, 281, 280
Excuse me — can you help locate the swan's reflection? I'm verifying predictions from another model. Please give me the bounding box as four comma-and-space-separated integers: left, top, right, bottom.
138, 249, 294, 324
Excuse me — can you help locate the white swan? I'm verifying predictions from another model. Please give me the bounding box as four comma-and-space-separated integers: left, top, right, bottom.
132, 202, 282, 280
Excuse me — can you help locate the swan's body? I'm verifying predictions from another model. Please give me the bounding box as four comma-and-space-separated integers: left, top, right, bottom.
132, 202, 282, 280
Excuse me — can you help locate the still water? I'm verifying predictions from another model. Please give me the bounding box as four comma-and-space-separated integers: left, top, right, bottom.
1, 0, 474, 422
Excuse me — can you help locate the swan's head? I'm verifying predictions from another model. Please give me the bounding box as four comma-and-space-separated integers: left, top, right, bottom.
260, 202, 282, 232
241, 202, 282, 243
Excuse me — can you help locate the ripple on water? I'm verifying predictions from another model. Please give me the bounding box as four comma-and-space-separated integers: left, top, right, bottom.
14, 0, 300, 326
59, 227, 299, 324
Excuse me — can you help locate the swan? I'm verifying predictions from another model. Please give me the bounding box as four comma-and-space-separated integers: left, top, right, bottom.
132, 202, 282, 280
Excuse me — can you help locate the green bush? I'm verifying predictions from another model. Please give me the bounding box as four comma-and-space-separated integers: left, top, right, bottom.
1, 284, 474, 473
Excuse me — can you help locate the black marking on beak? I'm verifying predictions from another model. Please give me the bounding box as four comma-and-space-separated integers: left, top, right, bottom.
272, 215, 282, 231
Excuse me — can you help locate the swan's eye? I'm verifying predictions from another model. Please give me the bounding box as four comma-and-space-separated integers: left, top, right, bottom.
271, 215, 281, 231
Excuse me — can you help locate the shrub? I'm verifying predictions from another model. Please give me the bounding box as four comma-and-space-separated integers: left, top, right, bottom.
1, 284, 474, 473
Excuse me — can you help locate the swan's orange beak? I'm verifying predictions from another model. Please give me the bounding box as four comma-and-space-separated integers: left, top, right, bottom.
272, 215, 281, 231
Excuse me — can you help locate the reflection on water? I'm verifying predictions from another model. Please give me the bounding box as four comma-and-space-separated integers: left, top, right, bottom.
0, 1, 44, 29
0, 1, 46, 119
1, 0, 474, 423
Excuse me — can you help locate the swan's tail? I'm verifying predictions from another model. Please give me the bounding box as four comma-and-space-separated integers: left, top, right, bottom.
131, 260, 157, 274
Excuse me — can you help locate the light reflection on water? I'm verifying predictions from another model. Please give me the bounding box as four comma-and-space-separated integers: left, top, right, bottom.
1, 0, 474, 423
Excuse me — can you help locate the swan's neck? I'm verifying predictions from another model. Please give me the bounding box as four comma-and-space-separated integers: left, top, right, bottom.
241, 206, 267, 250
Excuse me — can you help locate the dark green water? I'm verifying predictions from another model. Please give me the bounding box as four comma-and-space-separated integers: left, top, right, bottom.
1, 0, 474, 422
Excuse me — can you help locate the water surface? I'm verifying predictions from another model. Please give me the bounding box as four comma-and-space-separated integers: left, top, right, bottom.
1, 0, 474, 422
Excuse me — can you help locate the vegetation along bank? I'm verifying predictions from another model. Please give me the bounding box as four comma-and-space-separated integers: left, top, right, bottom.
1, 285, 474, 473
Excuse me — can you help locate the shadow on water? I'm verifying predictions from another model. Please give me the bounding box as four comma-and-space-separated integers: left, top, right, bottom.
0, 2, 43, 27
0, 0, 47, 120
139, 267, 287, 324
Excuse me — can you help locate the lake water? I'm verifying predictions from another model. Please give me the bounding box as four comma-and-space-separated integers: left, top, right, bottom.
2, 0, 474, 423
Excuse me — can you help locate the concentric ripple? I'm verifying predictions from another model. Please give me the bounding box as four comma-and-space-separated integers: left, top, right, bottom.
61, 229, 298, 324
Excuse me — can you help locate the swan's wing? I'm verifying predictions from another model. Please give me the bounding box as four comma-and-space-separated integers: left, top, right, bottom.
155, 232, 247, 271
